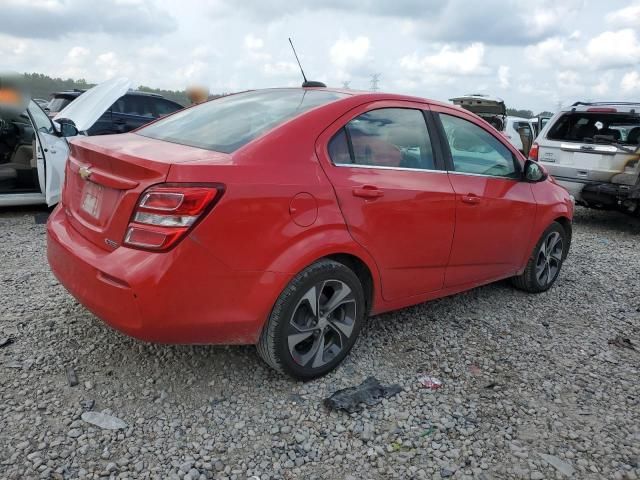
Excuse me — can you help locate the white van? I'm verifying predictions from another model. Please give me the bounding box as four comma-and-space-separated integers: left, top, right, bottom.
0, 78, 131, 207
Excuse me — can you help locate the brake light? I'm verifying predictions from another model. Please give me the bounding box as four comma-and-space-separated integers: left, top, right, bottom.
124, 184, 223, 251
529, 142, 539, 161
586, 107, 617, 113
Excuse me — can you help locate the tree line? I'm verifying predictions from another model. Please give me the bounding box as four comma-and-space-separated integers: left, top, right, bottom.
22, 73, 191, 106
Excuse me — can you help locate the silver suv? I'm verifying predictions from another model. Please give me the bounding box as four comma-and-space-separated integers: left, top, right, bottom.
531, 102, 640, 216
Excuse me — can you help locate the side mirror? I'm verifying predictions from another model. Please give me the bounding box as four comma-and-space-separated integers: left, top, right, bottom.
523, 159, 548, 183
56, 118, 79, 138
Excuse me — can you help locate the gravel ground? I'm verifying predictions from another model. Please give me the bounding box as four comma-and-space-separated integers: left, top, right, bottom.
1, 206, 639, 480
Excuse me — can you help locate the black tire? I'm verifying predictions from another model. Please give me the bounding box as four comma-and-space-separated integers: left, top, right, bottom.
257, 259, 366, 380
512, 222, 568, 293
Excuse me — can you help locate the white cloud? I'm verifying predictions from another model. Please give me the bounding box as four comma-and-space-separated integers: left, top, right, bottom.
586, 29, 640, 69
263, 61, 298, 76
592, 72, 612, 96
527, 29, 640, 70
606, 3, 640, 29
498, 66, 510, 89
244, 34, 264, 50
330, 36, 370, 69
400, 43, 486, 76
621, 71, 640, 93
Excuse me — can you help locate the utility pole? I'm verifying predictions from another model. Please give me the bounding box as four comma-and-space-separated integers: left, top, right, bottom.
370, 73, 380, 92
342, 80, 351, 89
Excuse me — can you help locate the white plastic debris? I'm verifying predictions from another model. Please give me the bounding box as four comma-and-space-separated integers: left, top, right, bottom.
81, 411, 127, 430
417, 374, 443, 390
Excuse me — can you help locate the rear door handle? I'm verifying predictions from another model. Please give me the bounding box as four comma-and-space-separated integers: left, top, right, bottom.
461, 194, 481, 205
352, 185, 384, 199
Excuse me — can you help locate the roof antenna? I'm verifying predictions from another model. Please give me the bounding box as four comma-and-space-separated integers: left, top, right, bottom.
288, 37, 326, 88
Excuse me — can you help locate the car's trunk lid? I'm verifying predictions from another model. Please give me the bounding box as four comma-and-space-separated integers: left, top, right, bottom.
63, 133, 232, 250
449, 94, 507, 117
539, 141, 639, 184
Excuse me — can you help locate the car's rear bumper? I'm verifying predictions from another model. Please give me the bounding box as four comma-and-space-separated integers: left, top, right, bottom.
47, 205, 291, 344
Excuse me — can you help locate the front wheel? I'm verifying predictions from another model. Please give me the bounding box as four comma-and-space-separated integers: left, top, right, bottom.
257, 259, 366, 380
512, 222, 568, 293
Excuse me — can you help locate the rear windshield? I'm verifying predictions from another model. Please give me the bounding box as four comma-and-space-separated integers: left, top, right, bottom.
137, 89, 347, 153
547, 112, 640, 145
48, 97, 74, 112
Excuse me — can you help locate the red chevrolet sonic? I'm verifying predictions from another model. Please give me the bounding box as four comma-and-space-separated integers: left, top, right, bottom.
47, 88, 573, 379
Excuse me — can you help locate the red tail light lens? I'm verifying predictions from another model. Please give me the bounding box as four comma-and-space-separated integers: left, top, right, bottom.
124, 184, 223, 251
529, 142, 539, 161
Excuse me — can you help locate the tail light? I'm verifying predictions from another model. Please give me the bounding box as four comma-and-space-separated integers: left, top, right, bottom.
124, 183, 224, 251
529, 142, 539, 161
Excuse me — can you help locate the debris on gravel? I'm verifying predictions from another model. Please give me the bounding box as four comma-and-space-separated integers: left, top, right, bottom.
1, 206, 639, 479
81, 411, 128, 430
324, 376, 403, 413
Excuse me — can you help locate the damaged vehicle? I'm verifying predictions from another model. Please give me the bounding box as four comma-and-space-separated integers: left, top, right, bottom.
47, 89, 183, 135
0, 78, 131, 207
450, 94, 536, 154
531, 102, 640, 215
47, 87, 573, 379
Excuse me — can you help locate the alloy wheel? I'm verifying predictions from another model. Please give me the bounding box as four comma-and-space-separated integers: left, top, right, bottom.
287, 279, 357, 368
535, 231, 564, 286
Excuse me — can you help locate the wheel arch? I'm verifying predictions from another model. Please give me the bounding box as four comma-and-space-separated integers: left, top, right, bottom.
553, 215, 572, 258
325, 253, 375, 315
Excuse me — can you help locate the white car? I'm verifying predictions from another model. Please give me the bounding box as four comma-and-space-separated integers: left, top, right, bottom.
450, 95, 536, 153
531, 101, 640, 215
0, 78, 131, 207
503, 116, 536, 152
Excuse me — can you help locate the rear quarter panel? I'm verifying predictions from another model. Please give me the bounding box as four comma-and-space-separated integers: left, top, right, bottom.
165, 98, 384, 307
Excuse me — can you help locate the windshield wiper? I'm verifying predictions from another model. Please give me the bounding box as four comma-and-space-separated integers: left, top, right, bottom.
585, 135, 640, 154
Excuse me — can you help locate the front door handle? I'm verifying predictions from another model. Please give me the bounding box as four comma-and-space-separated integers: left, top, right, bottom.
352, 185, 384, 199
461, 194, 481, 204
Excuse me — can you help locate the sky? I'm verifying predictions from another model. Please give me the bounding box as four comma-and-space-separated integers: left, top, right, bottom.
1, 0, 639, 113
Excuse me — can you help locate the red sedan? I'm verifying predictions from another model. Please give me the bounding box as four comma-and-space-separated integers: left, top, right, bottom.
47, 88, 573, 379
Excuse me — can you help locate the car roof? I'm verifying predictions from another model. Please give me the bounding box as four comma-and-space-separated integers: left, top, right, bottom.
563, 101, 640, 113
266, 87, 454, 109
51, 89, 168, 99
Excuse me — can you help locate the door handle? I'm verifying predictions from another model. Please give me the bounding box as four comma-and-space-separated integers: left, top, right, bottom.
352, 185, 384, 199
461, 194, 481, 204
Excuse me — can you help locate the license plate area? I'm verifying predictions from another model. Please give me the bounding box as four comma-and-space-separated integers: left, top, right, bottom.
81, 182, 104, 218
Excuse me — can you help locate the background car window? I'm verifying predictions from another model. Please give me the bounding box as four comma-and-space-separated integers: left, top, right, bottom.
154, 99, 182, 117
440, 114, 518, 178
29, 101, 54, 134
330, 108, 434, 170
513, 121, 532, 137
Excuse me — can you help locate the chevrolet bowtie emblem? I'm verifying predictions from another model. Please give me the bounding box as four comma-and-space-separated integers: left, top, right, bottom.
79, 166, 92, 181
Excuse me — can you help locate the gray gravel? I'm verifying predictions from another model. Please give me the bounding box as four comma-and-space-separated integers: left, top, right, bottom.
1, 205, 639, 480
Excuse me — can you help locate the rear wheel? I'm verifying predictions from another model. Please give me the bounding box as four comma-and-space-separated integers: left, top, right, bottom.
257, 259, 365, 380
512, 222, 567, 293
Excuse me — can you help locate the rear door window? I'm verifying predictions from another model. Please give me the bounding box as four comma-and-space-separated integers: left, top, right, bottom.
439, 113, 519, 178
329, 108, 435, 170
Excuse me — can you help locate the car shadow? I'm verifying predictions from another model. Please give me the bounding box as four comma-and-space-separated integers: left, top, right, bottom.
573, 207, 640, 235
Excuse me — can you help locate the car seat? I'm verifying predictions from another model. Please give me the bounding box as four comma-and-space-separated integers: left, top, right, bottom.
626, 127, 640, 144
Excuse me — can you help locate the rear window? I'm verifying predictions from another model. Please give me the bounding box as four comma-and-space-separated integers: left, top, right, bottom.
138, 89, 346, 153
48, 96, 75, 112
547, 112, 640, 144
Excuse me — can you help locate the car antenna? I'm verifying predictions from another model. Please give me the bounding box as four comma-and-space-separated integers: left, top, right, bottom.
288, 37, 326, 88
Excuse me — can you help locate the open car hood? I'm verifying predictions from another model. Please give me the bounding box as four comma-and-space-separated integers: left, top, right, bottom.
450, 94, 506, 117
53, 77, 131, 132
